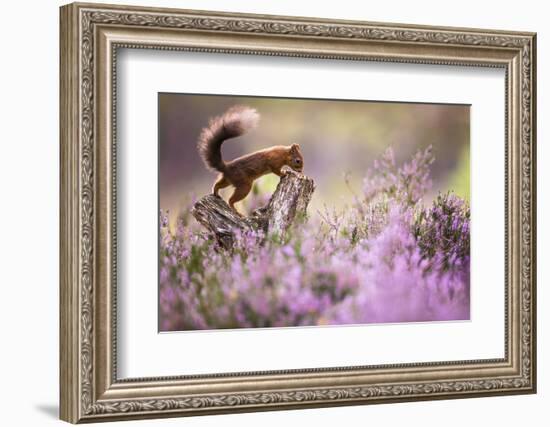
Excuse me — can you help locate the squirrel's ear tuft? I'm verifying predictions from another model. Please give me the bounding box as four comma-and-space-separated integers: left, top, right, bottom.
291, 143, 300, 152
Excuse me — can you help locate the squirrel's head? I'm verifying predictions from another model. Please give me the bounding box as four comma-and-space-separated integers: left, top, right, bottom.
287, 144, 304, 172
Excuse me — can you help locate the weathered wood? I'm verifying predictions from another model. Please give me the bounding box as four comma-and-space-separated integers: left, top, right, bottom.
191, 194, 256, 249
254, 166, 316, 235
191, 166, 315, 248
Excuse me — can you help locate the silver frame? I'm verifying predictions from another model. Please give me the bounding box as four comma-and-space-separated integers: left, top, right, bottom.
60, 2, 537, 423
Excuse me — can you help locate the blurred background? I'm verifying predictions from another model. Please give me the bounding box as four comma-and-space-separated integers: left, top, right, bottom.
159, 93, 469, 221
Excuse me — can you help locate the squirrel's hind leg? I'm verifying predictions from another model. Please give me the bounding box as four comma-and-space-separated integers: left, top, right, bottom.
212, 175, 230, 196
229, 183, 252, 216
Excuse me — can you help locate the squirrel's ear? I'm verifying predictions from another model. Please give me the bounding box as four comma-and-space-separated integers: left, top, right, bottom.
291, 143, 300, 152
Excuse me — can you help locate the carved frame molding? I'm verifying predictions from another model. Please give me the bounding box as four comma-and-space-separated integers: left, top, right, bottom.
60, 2, 536, 423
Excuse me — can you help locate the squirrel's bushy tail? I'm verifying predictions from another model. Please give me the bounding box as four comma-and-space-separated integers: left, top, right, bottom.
197, 105, 260, 173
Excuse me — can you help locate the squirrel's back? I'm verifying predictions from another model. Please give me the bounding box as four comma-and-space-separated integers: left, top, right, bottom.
197, 105, 260, 172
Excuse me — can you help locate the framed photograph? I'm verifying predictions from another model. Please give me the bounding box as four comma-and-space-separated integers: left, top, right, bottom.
60, 2, 537, 423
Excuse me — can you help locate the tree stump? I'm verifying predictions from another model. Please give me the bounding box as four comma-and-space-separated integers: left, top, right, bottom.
191, 166, 315, 249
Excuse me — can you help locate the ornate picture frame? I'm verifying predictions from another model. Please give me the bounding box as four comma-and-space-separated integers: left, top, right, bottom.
60, 2, 536, 423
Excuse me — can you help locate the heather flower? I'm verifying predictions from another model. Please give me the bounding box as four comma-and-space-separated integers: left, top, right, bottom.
362, 145, 433, 206
413, 192, 470, 271
158, 147, 470, 331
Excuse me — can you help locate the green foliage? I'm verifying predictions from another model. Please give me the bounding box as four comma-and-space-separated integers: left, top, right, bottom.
446, 144, 470, 201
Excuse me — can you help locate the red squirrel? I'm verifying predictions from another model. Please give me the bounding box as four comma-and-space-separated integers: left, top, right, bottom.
197, 105, 304, 213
